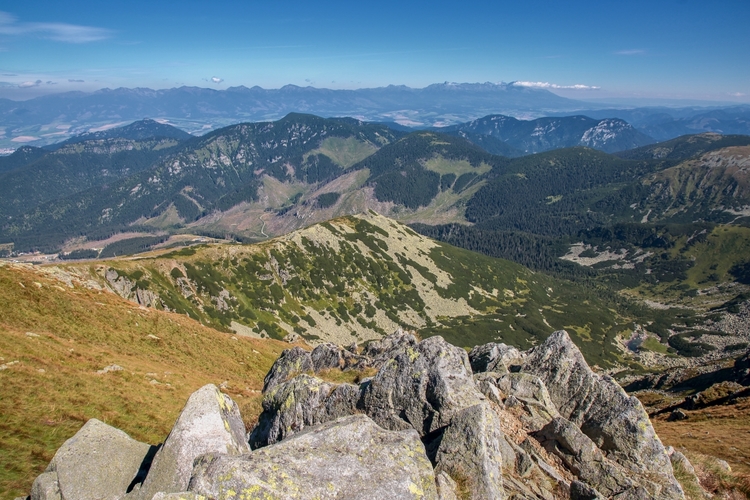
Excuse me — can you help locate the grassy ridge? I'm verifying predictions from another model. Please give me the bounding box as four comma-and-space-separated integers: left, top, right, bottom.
0, 263, 289, 498
64, 213, 635, 369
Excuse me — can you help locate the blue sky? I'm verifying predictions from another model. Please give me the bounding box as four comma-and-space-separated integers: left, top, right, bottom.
1, 0, 748, 102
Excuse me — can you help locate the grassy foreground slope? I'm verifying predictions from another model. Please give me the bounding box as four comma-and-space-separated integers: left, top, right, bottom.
0, 262, 289, 498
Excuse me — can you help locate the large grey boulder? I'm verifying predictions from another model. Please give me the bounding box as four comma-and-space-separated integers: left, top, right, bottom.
434, 403, 504, 500
262, 347, 313, 392
35, 418, 153, 500
132, 384, 249, 500
189, 414, 438, 500
523, 330, 684, 498
468, 342, 522, 374
249, 375, 361, 448
362, 335, 484, 435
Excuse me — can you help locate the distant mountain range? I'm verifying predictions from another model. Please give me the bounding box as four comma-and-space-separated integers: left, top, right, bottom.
442, 114, 654, 154
0, 83, 584, 147
2, 82, 749, 149
3, 114, 750, 263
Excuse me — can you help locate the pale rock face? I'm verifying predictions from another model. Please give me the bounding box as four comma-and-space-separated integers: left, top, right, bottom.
522, 330, 684, 498
150, 493, 207, 500
130, 384, 249, 500
30, 472, 61, 500
434, 403, 505, 500
190, 414, 438, 500
362, 335, 484, 436
37, 418, 153, 500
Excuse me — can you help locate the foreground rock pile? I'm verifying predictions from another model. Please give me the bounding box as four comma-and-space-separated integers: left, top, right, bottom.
22, 330, 694, 499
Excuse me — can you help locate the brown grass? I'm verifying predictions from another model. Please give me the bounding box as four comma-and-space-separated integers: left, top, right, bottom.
652, 398, 750, 477
0, 263, 289, 497
687, 450, 750, 499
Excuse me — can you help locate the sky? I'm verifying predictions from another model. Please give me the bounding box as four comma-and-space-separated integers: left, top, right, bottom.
0, 0, 749, 103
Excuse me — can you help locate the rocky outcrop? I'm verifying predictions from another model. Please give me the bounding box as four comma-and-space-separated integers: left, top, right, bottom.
522, 330, 683, 498
362, 335, 484, 435
191, 415, 437, 500
248, 375, 361, 448
261, 346, 314, 392
249, 330, 687, 499
129, 384, 249, 500
24, 329, 695, 500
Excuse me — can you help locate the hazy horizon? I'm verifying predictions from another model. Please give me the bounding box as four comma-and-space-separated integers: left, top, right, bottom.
1, 0, 748, 103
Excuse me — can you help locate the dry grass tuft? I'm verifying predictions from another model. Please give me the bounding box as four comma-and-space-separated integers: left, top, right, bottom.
682, 450, 750, 499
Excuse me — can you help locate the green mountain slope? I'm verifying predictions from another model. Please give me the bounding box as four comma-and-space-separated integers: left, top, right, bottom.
62, 212, 634, 368
465, 147, 656, 235
615, 133, 750, 161
443, 114, 654, 154
352, 131, 507, 208
0, 146, 48, 175
0, 137, 184, 220
1, 114, 401, 251
638, 146, 750, 224
49, 118, 193, 148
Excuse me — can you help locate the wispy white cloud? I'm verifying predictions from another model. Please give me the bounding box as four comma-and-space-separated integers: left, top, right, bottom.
615, 49, 645, 55
511, 81, 600, 90
18, 79, 56, 88
18, 79, 42, 88
729, 92, 746, 97
211, 76, 223, 84
0, 11, 112, 43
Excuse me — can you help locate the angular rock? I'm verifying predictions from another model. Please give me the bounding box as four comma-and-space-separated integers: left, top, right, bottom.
41, 418, 153, 500
536, 417, 640, 498
362, 335, 484, 436
570, 480, 604, 500
668, 409, 688, 422
30, 472, 60, 500
495, 372, 559, 431
190, 414, 438, 500
132, 385, 248, 500
262, 347, 313, 392
249, 375, 362, 448
310, 343, 343, 372
434, 403, 504, 500
468, 342, 522, 374
473, 372, 505, 407
435, 472, 459, 500
523, 330, 683, 498
362, 328, 418, 366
